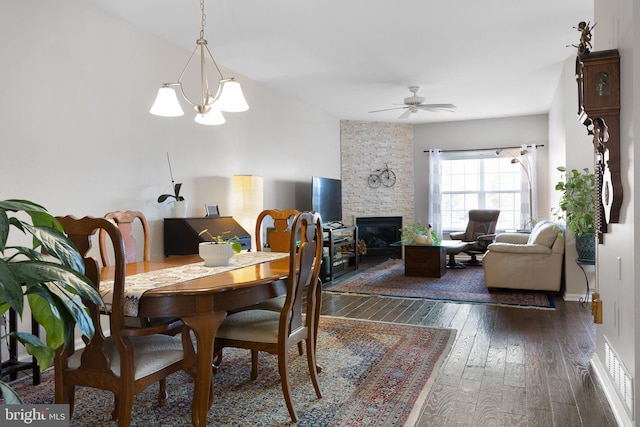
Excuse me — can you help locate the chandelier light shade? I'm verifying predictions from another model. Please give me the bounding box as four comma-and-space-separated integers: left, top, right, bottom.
149, 86, 185, 117
149, 0, 248, 125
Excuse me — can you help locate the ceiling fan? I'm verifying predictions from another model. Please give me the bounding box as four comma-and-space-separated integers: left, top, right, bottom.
369, 86, 457, 119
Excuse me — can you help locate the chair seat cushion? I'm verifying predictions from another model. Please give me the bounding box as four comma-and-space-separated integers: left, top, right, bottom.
68, 334, 184, 380
216, 309, 281, 344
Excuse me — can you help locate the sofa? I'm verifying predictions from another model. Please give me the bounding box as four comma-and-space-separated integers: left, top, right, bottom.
482, 220, 565, 292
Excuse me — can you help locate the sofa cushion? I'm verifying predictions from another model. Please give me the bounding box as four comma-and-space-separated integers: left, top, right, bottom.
527, 222, 557, 248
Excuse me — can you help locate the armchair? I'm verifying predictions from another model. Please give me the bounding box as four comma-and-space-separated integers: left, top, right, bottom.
449, 209, 500, 265
482, 220, 565, 292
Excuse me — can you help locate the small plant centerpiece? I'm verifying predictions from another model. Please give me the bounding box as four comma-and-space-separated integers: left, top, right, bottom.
0, 199, 102, 402
554, 166, 596, 260
157, 153, 187, 217
197, 229, 242, 267
400, 222, 440, 245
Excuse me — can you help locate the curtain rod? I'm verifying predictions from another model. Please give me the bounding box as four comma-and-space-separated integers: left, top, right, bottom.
423, 144, 544, 153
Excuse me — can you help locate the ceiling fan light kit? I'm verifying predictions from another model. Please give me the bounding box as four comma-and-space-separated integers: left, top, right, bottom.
369, 86, 456, 119
150, 0, 248, 126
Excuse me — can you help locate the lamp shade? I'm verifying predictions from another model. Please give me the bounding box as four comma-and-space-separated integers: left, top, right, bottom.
233, 175, 263, 251
194, 107, 226, 125
150, 87, 185, 117
217, 80, 249, 112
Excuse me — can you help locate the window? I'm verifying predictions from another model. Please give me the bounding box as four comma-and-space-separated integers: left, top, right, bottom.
440, 153, 522, 231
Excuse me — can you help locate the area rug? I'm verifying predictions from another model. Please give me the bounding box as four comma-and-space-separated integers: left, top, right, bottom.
329, 259, 555, 309
5, 316, 455, 426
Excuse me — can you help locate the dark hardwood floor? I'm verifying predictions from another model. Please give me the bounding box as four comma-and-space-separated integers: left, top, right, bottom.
320, 257, 617, 427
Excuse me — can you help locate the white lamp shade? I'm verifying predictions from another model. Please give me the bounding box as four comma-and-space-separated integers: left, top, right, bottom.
233, 175, 263, 251
150, 87, 184, 117
217, 80, 249, 112
194, 107, 226, 125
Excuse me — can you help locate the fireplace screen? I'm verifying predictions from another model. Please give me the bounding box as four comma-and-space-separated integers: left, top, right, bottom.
356, 216, 402, 258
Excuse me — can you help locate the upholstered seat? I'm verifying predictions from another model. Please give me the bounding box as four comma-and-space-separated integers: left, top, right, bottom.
482, 220, 565, 292
449, 209, 500, 265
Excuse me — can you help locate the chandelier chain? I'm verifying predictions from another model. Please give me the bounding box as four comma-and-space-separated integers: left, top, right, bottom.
200, 0, 206, 40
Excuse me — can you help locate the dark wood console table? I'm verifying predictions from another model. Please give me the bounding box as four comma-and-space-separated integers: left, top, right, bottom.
163, 217, 251, 256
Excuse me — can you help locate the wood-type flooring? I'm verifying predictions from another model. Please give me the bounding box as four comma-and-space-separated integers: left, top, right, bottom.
321, 257, 617, 427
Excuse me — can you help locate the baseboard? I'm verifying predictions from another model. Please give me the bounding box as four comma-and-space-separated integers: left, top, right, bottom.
562, 292, 590, 302
591, 353, 634, 427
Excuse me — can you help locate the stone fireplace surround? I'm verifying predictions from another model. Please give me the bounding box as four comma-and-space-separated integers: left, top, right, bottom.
340, 121, 415, 257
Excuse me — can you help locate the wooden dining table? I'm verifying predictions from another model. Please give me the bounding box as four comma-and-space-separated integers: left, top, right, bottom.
101, 253, 290, 427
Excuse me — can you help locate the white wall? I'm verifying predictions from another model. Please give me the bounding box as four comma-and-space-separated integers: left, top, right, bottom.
412, 114, 551, 226
587, 0, 638, 424
0, 0, 340, 261
0, 0, 341, 360
550, 0, 638, 424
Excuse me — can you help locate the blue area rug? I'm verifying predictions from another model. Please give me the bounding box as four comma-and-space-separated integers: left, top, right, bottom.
329, 259, 555, 309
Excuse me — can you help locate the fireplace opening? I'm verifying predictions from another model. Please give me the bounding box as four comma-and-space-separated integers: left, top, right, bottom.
356, 216, 402, 258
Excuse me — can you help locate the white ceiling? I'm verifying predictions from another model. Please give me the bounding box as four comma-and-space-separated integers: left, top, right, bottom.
89, 0, 593, 124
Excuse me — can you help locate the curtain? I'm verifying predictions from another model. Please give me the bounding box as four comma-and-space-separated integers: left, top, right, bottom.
427, 149, 442, 238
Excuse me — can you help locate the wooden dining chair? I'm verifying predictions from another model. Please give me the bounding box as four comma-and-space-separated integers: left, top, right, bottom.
255, 209, 299, 252
99, 210, 150, 267
54, 215, 194, 427
99, 210, 181, 331
214, 211, 323, 422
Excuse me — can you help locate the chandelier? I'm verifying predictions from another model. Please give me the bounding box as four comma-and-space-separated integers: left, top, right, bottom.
149, 0, 248, 125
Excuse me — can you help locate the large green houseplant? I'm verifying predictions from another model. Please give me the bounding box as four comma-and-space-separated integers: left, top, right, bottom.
0, 199, 103, 402
554, 166, 596, 259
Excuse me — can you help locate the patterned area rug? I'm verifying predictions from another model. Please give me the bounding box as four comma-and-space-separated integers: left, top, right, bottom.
329, 259, 555, 309
6, 316, 455, 426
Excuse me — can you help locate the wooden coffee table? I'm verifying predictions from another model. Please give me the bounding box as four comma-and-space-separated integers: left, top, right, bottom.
403, 240, 469, 278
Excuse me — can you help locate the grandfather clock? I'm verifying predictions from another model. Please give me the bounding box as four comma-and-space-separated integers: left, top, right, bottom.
575, 49, 622, 233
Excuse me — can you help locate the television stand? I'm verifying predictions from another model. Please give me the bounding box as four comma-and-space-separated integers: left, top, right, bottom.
322, 225, 358, 283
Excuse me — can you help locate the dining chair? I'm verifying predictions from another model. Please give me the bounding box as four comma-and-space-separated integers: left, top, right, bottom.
214, 211, 323, 422
99, 210, 150, 267
99, 210, 181, 331
255, 209, 300, 252
54, 215, 194, 427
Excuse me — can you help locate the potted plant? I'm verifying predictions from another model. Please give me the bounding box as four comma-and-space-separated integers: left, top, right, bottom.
554, 166, 595, 260
157, 153, 187, 217
400, 222, 440, 245
197, 230, 242, 267
0, 199, 102, 402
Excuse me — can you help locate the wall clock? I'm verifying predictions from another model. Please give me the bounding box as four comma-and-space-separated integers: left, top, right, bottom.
576, 49, 622, 229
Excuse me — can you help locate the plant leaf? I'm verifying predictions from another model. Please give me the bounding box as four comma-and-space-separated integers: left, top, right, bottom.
0, 259, 25, 314
14, 331, 55, 370
0, 381, 23, 404
27, 292, 65, 351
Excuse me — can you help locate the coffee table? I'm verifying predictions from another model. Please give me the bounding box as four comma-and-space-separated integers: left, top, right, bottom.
403, 240, 469, 278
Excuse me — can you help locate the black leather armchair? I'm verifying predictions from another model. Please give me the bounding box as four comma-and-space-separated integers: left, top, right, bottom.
449, 209, 500, 265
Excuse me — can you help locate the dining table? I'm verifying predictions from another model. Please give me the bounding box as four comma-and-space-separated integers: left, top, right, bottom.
100, 252, 291, 427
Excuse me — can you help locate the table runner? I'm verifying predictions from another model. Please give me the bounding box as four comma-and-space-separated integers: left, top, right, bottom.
100, 251, 289, 317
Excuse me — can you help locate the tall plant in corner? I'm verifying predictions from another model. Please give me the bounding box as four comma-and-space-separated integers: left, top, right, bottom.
0, 199, 102, 403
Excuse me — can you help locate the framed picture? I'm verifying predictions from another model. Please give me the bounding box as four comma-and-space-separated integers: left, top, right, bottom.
205, 204, 220, 217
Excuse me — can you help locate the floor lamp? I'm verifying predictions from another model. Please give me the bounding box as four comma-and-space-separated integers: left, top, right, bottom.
233, 175, 264, 251
496, 149, 533, 229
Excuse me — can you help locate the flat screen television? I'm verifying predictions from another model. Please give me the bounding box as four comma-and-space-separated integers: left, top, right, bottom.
312, 176, 343, 226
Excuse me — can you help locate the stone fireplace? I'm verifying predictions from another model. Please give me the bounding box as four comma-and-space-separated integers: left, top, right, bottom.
356, 216, 402, 258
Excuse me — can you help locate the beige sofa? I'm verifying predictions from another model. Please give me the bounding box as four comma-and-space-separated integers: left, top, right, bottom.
482, 220, 565, 292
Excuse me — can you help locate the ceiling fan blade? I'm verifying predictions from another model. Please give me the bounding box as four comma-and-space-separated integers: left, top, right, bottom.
399, 109, 413, 119
369, 107, 408, 113
417, 103, 457, 110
